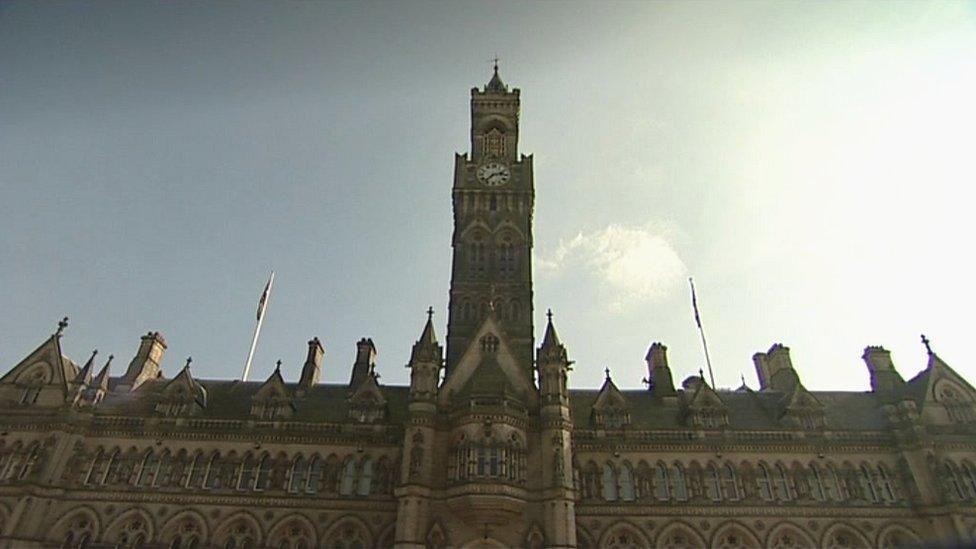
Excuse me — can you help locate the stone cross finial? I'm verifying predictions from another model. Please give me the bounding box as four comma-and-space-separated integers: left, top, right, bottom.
275, 359, 282, 371
921, 334, 933, 355
427, 306, 434, 321
546, 308, 553, 322
55, 316, 69, 337
491, 55, 500, 72
605, 367, 611, 380
184, 357, 193, 369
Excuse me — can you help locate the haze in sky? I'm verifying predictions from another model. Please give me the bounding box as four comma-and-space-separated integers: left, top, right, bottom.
2, 1, 975, 391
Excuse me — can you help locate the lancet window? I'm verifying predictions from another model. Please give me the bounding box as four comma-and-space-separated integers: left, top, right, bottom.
450, 434, 526, 484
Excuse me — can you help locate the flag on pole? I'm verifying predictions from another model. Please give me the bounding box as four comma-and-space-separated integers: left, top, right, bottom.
256, 272, 274, 321
690, 277, 702, 329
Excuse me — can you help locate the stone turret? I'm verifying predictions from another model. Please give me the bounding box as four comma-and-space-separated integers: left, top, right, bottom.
537, 309, 571, 405
645, 342, 675, 396
863, 346, 905, 397
408, 308, 442, 402
349, 338, 377, 388
118, 331, 166, 391
753, 343, 800, 392
298, 337, 324, 392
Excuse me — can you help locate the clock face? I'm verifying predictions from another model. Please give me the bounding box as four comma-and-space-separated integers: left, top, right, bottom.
476, 162, 511, 187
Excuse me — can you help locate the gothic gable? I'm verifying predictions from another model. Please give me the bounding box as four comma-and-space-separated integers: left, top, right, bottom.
348, 372, 387, 423
155, 361, 207, 416
779, 383, 825, 429
592, 374, 630, 429
439, 313, 536, 406
910, 353, 976, 424
683, 376, 729, 428
251, 364, 294, 420
0, 332, 76, 406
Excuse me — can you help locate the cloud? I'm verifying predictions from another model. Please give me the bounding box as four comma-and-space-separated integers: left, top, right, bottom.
536, 224, 687, 310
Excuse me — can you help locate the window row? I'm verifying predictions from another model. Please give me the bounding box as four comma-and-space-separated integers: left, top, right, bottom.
448, 438, 526, 483
72, 448, 394, 497
937, 459, 976, 503
0, 440, 43, 483
455, 299, 522, 323
577, 459, 904, 505
465, 241, 521, 278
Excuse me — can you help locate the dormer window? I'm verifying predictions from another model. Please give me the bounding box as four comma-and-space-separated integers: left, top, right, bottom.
937, 384, 975, 424
594, 407, 630, 429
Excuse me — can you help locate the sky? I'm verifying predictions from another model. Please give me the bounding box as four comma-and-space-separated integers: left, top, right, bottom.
2, 1, 975, 392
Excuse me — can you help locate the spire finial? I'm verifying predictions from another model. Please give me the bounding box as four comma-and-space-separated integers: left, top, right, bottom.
741, 373, 746, 386
184, 356, 192, 369
90, 349, 98, 359
546, 308, 553, 323
427, 306, 434, 321
492, 55, 499, 73
699, 368, 705, 380
921, 334, 933, 355
275, 359, 282, 371
604, 367, 611, 380
55, 316, 69, 337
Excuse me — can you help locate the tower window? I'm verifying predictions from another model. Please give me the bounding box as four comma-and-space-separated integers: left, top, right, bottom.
484, 128, 506, 157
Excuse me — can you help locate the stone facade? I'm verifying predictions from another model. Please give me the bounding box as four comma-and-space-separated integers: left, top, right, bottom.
1, 69, 975, 549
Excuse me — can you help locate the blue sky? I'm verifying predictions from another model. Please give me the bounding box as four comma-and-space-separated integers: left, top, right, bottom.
2, 1, 975, 391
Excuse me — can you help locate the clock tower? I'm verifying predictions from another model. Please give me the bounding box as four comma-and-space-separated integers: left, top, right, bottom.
446, 64, 535, 373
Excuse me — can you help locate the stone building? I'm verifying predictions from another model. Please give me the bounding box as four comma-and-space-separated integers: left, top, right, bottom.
1, 68, 975, 549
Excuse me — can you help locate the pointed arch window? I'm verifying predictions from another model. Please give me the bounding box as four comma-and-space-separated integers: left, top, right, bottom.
653, 462, 670, 501
307, 455, 324, 494
774, 463, 793, 501
963, 461, 976, 499
721, 463, 740, 501
187, 452, 206, 488
858, 463, 880, 503
357, 457, 373, 496
672, 463, 688, 501
824, 463, 843, 501
602, 462, 618, 501
808, 463, 826, 501
619, 462, 636, 501
289, 455, 308, 493
340, 458, 357, 496
137, 450, 159, 487
878, 464, 896, 502
85, 448, 108, 486
945, 461, 966, 501
756, 463, 774, 501
104, 449, 121, 485
255, 453, 272, 491
484, 128, 506, 158
238, 453, 257, 491
705, 464, 722, 501
204, 452, 221, 489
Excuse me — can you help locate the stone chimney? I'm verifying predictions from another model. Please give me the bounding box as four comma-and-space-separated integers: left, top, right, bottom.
863, 346, 904, 397
299, 337, 324, 390
118, 331, 167, 391
645, 343, 675, 395
349, 338, 377, 387
753, 343, 800, 392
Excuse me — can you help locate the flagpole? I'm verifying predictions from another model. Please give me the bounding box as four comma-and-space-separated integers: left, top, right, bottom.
242, 271, 274, 381
690, 277, 716, 389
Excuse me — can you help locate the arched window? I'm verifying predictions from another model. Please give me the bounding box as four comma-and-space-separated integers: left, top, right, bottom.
289, 455, 308, 493
963, 461, 976, 499
204, 452, 221, 489
619, 463, 636, 501
774, 463, 792, 501
340, 458, 356, 496
705, 464, 722, 501
878, 464, 896, 502
824, 463, 843, 501
238, 453, 256, 490
721, 463, 739, 501
307, 455, 324, 494
602, 463, 618, 501
672, 463, 688, 501
654, 462, 670, 501
156, 450, 173, 487
187, 452, 206, 488
104, 450, 121, 485
85, 449, 108, 486
859, 463, 880, 503
945, 461, 966, 501
756, 463, 774, 501
255, 453, 271, 491
808, 463, 826, 501
357, 457, 373, 496
137, 450, 158, 487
